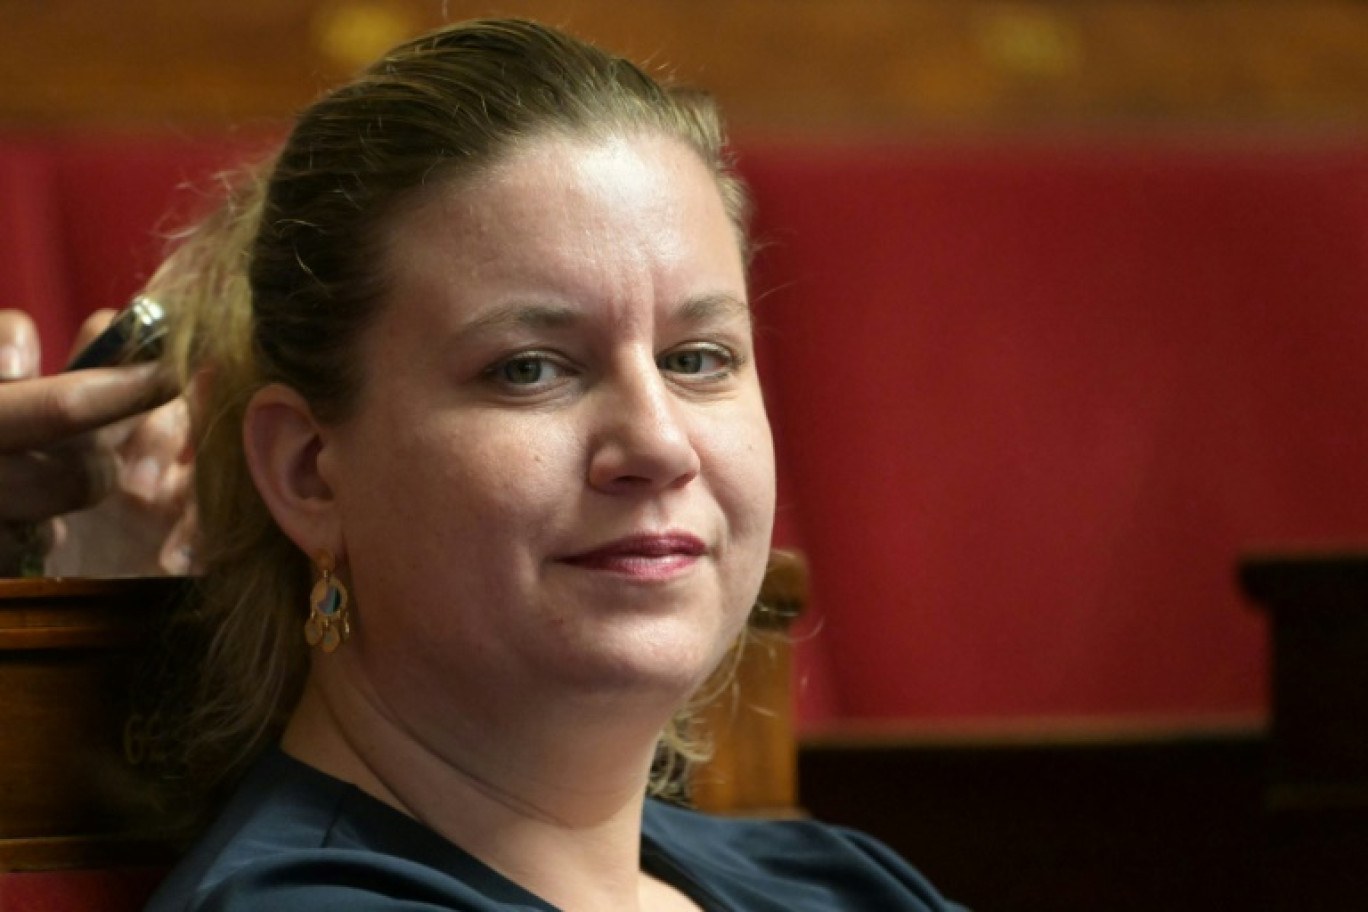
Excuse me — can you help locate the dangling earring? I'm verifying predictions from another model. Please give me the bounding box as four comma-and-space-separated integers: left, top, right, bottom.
305, 550, 351, 653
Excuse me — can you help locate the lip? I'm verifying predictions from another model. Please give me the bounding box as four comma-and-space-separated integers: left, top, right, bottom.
559, 531, 707, 580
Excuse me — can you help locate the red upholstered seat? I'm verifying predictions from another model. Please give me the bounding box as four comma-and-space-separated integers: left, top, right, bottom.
0, 139, 70, 366
740, 138, 1368, 723
5, 131, 1368, 731
1, 133, 273, 373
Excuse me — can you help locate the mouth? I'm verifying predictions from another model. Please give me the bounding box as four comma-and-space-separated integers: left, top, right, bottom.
559, 532, 707, 580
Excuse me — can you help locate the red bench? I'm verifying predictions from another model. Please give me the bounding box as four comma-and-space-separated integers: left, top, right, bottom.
5, 131, 1368, 732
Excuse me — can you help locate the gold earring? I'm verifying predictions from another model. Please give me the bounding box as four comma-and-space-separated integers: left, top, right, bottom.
305, 550, 351, 653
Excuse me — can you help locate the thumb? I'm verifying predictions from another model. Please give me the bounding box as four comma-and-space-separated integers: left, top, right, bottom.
0, 309, 41, 380
68, 308, 120, 361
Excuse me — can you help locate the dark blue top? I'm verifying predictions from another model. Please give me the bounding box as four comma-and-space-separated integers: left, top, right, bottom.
144, 748, 964, 911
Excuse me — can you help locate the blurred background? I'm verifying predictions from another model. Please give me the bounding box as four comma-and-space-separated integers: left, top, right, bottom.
5, 0, 1368, 134
4, 3, 1368, 909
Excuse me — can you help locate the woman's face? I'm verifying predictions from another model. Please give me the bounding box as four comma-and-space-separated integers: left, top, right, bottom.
318, 132, 775, 729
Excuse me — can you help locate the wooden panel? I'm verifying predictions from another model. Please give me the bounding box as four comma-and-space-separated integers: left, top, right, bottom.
2, 1, 1368, 132
689, 549, 806, 815
1240, 551, 1368, 794
799, 721, 1267, 912
1240, 550, 1368, 910
0, 578, 192, 871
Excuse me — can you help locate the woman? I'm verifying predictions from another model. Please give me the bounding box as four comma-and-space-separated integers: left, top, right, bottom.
143, 19, 962, 912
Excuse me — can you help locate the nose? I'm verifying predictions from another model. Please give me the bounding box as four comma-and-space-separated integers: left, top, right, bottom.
587, 358, 701, 494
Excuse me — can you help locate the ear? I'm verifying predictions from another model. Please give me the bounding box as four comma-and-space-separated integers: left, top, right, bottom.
243, 383, 341, 557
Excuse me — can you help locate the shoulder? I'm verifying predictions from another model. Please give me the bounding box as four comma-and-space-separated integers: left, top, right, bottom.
144, 749, 553, 912
643, 801, 969, 911
151, 848, 551, 912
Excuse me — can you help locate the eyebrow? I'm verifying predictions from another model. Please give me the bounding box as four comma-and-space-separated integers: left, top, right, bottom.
455, 292, 751, 342
460, 302, 581, 339
675, 292, 752, 328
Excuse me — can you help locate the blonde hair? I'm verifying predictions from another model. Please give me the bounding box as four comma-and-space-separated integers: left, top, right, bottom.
147, 19, 751, 792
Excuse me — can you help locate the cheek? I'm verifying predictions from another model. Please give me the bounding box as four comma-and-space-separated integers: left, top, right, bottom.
337, 423, 572, 640
706, 398, 777, 539
339, 413, 580, 551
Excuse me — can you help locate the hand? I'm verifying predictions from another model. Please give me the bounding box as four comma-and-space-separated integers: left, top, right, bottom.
45, 389, 196, 578
0, 309, 190, 577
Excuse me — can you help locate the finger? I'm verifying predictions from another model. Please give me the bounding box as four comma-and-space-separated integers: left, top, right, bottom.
66, 308, 119, 364
0, 362, 177, 450
0, 310, 40, 381
71, 309, 118, 353
117, 398, 190, 503
0, 446, 118, 522
154, 459, 194, 519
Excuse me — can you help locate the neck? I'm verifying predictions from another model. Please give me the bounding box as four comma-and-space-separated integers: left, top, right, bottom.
281, 664, 685, 911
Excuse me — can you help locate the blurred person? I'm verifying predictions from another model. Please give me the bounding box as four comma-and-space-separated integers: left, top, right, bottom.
0, 308, 192, 577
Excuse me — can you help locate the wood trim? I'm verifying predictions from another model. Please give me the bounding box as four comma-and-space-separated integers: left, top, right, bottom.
4, 2, 1368, 133
0, 578, 188, 651
0, 577, 186, 602
689, 549, 807, 814
0, 835, 182, 873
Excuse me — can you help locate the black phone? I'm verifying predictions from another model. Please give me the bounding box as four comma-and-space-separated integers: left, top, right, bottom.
64, 296, 169, 371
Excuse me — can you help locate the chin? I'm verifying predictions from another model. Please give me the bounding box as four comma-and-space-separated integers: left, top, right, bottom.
555, 625, 735, 706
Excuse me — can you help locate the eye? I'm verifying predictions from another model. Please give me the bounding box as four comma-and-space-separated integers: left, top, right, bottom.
501, 357, 551, 384
485, 353, 572, 390
658, 345, 733, 377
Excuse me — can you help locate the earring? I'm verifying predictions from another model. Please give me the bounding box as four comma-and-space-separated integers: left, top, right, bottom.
305, 550, 351, 653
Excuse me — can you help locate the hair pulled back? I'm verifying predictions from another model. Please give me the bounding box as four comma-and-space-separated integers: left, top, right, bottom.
148, 18, 749, 788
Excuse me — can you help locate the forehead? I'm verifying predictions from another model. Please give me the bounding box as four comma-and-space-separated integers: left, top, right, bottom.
375, 132, 746, 324
407, 131, 727, 238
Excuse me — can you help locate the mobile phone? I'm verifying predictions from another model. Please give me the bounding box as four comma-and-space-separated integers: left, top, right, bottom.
64, 296, 169, 371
